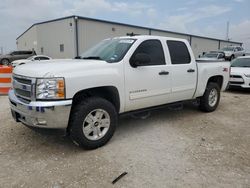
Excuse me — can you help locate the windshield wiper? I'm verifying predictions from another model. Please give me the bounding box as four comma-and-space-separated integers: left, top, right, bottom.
82, 56, 103, 60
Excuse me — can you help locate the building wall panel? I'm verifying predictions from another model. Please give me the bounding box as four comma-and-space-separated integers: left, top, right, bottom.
191, 37, 219, 58
151, 30, 190, 41
36, 18, 76, 58
16, 16, 243, 59
220, 41, 242, 49
78, 19, 149, 53
17, 26, 38, 52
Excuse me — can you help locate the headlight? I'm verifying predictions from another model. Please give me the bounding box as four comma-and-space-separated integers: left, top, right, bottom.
36, 78, 65, 99
244, 74, 250, 78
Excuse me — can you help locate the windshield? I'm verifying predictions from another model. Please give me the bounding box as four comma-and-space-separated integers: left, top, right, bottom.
8, 51, 14, 55
222, 47, 234, 51
27, 56, 35, 60
203, 53, 218, 58
231, 58, 250, 67
80, 38, 136, 63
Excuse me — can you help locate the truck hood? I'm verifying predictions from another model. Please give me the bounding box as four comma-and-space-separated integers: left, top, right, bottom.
13, 59, 108, 77
231, 67, 250, 75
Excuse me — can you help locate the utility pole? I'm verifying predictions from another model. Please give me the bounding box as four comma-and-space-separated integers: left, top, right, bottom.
226, 21, 230, 41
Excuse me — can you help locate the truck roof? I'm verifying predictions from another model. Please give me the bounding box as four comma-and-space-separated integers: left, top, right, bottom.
115, 35, 188, 42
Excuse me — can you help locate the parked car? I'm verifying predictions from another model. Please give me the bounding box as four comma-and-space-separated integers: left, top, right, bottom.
197, 51, 225, 61
11, 55, 52, 67
229, 56, 250, 89
9, 35, 230, 149
0, 50, 36, 65
220, 46, 245, 61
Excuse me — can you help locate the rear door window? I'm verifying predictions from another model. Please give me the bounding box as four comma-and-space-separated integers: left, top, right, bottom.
39, 57, 50, 60
167, 41, 191, 64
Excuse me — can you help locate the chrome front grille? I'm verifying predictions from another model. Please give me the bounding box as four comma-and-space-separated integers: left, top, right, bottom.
230, 75, 242, 79
12, 75, 35, 103
229, 75, 244, 85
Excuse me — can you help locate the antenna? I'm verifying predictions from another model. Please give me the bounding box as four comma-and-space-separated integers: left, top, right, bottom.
226, 21, 230, 41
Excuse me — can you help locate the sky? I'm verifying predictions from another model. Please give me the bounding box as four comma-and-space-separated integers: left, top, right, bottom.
0, 0, 250, 53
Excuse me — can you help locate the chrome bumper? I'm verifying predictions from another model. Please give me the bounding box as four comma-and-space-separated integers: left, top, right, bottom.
8, 89, 72, 129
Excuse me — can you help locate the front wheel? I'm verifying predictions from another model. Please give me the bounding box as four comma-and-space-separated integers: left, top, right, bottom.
230, 55, 235, 61
69, 97, 117, 149
199, 82, 220, 112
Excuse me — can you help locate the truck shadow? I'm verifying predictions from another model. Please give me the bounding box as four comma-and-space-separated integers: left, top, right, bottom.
226, 88, 250, 95
12, 102, 200, 155
116, 102, 199, 134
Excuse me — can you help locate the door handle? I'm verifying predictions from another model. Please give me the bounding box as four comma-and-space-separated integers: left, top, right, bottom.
187, 69, 195, 73
159, 71, 169, 75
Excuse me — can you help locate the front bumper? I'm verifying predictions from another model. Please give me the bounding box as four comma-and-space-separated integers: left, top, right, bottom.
8, 89, 72, 129
229, 74, 250, 88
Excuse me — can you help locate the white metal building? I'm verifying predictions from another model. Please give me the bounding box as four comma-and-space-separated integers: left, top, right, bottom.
16, 15, 242, 58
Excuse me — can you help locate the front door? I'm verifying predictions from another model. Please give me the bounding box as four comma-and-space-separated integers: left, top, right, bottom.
124, 39, 172, 112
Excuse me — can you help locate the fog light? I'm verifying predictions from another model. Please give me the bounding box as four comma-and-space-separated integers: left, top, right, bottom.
37, 118, 47, 126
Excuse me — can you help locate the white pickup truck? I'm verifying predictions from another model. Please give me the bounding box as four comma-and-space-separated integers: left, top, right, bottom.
9, 35, 230, 149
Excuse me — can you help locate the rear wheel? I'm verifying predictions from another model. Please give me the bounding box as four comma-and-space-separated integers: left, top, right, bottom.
199, 82, 220, 112
1, 59, 10, 66
69, 97, 117, 149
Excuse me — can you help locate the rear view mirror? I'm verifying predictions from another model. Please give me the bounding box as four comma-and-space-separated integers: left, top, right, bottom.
130, 53, 151, 68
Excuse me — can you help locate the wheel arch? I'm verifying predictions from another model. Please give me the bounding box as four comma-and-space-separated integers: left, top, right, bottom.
206, 75, 223, 89
71, 86, 120, 113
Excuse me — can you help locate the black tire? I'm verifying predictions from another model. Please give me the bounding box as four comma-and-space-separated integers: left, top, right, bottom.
230, 55, 235, 61
199, 82, 221, 112
69, 97, 117, 149
1, 58, 10, 66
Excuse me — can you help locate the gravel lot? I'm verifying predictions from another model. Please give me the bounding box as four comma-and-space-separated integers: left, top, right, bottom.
0, 90, 249, 188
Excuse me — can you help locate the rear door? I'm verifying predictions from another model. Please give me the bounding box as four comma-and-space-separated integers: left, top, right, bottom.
11, 51, 23, 61
166, 40, 197, 101
235, 47, 244, 57
124, 39, 172, 111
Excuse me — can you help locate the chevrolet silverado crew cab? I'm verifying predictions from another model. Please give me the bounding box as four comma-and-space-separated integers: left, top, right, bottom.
9, 35, 230, 149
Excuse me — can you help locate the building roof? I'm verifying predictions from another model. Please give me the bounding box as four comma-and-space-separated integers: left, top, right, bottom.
16, 15, 242, 45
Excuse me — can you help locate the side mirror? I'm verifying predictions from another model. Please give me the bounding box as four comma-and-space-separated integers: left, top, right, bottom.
75, 56, 81, 59
198, 55, 201, 58
130, 53, 151, 68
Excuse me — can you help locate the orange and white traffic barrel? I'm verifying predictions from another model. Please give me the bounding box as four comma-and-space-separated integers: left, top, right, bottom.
0, 65, 13, 95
